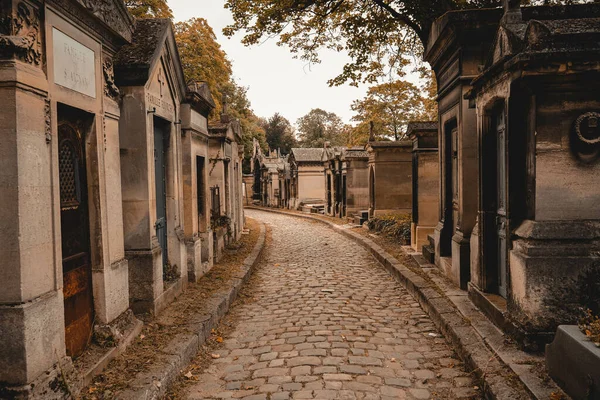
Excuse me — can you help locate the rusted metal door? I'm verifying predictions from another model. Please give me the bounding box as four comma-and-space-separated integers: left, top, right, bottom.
59, 122, 93, 358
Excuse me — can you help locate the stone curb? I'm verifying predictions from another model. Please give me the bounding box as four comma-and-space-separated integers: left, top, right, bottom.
117, 222, 267, 400
246, 206, 532, 400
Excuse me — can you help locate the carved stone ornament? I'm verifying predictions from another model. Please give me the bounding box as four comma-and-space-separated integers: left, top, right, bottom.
575, 112, 600, 145
76, 0, 130, 39
103, 57, 120, 99
0, 1, 42, 65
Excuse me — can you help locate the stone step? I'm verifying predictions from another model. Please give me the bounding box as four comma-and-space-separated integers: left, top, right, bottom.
427, 234, 435, 248
422, 244, 435, 264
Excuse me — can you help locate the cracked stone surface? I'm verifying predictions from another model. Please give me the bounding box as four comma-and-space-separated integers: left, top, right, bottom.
184, 210, 480, 400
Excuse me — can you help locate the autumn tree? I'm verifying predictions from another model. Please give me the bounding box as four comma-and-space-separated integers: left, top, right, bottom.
175, 18, 233, 116
175, 17, 267, 171
223, 0, 590, 87
350, 79, 435, 143
297, 109, 346, 148
261, 113, 297, 155
125, 0, 173, 19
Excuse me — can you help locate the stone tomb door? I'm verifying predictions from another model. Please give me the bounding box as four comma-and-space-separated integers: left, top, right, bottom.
481, 104, 509, 298
440, 122, 457, 257
154, 119, 169, 269
495, 107, 508, 298
58, 117, 94, 357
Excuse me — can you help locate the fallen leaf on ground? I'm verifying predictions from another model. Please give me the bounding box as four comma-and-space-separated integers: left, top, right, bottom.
211, 354, 221, 359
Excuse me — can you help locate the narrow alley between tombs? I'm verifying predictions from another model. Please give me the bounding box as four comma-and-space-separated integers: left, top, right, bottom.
181, 210, 479, 400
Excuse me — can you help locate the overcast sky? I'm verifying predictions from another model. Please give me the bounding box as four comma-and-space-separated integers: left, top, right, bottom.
169, 0, 369, 125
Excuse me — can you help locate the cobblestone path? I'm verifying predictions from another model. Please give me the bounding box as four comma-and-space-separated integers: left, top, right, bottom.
185, 210, 479, 400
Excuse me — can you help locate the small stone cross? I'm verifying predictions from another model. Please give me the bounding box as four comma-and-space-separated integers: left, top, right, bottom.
158, 69, 165, 97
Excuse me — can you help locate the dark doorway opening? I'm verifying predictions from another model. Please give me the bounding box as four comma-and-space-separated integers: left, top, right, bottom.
58, 105, 94, 358
440, 120, 457, 257
154, 118, 170, 270
196, 155, 206, 232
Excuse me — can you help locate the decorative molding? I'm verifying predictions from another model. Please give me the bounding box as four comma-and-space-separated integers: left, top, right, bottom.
48, 0, 133, 49
76, 0, 132, 40
575, 112, 600, 145
0, 1, 42, 65
102, 56, 119, 100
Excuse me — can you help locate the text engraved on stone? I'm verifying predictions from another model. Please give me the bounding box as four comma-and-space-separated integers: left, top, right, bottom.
53, 28, 96, 98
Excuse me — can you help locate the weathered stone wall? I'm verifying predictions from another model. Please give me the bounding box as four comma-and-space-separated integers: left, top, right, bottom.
368, 144, 413, 216
346, 158, 369, 217
297, 164, 326, 204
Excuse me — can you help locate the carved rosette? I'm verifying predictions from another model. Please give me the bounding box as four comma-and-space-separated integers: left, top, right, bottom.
0, 1, 42, 65
103, 56, 120, 100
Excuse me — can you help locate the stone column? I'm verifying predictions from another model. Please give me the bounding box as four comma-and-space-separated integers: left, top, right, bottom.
0, 1, 68, 393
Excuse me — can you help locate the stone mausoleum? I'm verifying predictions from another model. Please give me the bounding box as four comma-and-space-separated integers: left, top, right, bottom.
408, 122, 439, 252
0, 2, 246, 397
366, 140, 413, 218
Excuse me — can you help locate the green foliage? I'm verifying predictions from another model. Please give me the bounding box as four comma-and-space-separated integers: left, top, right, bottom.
261, 113, 297, 155
222, 0, 499, 87
223, 0, 591, 87
297, 108, 347, 148
366, 214, 412, 244
125, 0, 173, 19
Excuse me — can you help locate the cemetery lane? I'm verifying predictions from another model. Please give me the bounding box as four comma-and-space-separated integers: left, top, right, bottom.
184, 210, 479, 400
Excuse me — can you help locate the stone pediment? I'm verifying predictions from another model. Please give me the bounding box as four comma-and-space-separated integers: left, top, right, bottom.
47, 0, 134, 47
487, 23, 526, 69
75, 0, 134, 42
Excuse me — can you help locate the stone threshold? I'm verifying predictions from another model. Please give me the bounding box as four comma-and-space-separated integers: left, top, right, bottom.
99, 222, 266, 400
246, 206, 566, 400
71, 314, 144, 391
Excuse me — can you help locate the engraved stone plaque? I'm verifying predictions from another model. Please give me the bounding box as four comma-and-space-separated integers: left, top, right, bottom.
53, 28, 97, 98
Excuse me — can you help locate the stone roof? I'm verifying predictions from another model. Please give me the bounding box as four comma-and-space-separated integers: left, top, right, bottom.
406, 122, 437, 138
114, 18, 185, 92
343, 148, 369, 159
469, 3, 600, 91
291, 148, 325, 162
186, 82, 216, 114
368, 140, 412, 149
115, 19, 169, 66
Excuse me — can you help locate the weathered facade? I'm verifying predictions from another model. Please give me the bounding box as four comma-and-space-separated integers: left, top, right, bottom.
366, 141, 413, 218
467, 2, 600, 345
180, 82, 215, 282
0, 0, 134, 396
0, 4, 248, 396
409, 122, 439, 252
424, 8, 501, 289
208, 111, 245, 262
288, 148, 326, 209
115, 19, 187, 316
323, 146, 346, 218
343, 148, 370, 220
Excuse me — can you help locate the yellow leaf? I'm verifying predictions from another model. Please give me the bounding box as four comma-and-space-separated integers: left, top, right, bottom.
216, 336, 224, 343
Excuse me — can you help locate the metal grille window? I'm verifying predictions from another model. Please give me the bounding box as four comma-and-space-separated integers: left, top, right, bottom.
59, 140, 81, 210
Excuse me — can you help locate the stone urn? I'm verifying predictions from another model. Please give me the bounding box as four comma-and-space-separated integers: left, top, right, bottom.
546, 325, 600, 400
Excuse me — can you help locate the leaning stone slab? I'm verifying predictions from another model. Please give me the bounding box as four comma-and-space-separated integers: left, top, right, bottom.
547, 325, 600, 400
